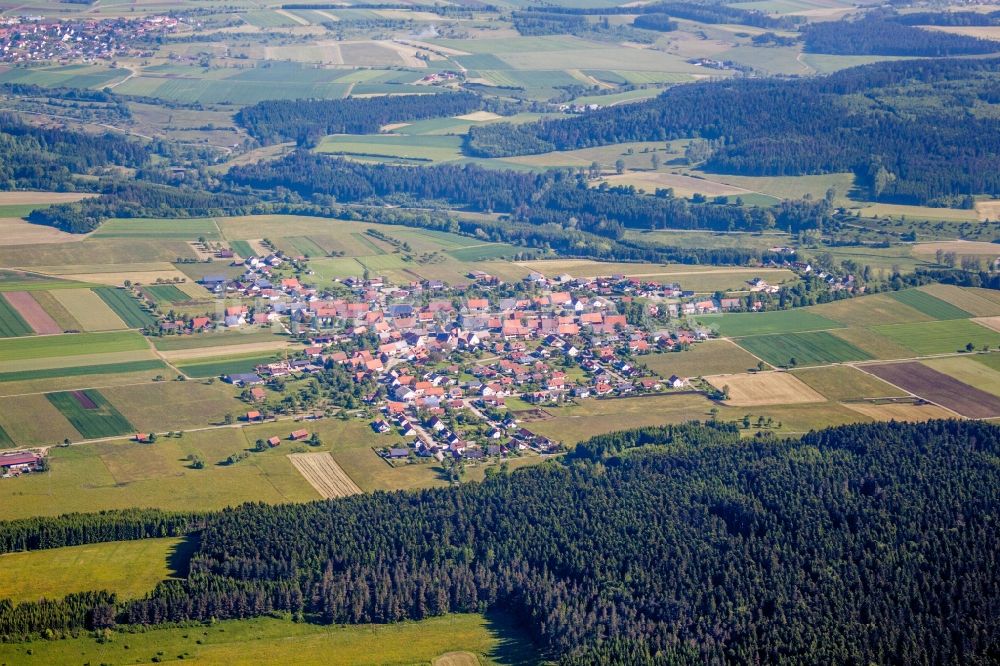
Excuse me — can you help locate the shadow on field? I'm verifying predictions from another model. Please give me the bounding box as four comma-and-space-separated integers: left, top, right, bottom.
485, 608, 539, 666
166, 533, 201, 579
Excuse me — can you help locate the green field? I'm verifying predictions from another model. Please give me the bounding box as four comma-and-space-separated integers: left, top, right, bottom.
0, 359, 166, 383
284, 235, 327, 257
92, 217, 220, 240
144, 284, 192, 304
0, 423, 12, 448
176, 353, 280, 378
736, 331, 873, 367
46, 389, 135, 439
871, 320, 1000, 356
315, 134, 464, 163
792, 365, 907, 402
229, 239, 255, 258
94, 287, 157, 328
447, 244, 523, 261
887, 289, 971, 321
644, 339, 769, 377
0, 330, 148, 362
707, 310, 844, 337
0, 612, 536, 666
0, 293, 32, 337
0, 537, 186, 603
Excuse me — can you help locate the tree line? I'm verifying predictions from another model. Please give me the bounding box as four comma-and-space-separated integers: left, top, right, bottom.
0, 420, 996, 665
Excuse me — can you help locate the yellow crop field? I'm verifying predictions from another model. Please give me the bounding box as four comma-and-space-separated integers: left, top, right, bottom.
706, 371, 826, 407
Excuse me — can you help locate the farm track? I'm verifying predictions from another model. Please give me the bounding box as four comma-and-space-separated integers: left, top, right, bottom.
289, 452, 362, 498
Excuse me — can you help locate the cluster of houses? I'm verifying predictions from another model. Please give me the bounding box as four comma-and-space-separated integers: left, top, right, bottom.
0, 15, 177, 62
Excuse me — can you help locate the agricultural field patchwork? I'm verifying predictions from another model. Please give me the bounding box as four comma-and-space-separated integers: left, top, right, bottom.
708, 309, 844, 337
791, 365, 907, 402
871, 320, 1000, 356
3, 290, 62, 334
644, 339, 769, 377
861, 362, 1000, 419
887, 289, 971, 320
705, 372, 826, 407
46, 389, 135, 439
0, 330, 147, 362
50, 288, 126, 331
94, 287, 157, 328
0, 293, 32, 337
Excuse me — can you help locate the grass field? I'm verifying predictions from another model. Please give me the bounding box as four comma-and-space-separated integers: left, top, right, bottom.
918, 284, 1000, 318
643, 339, 768, 377
887, 289, 971, 320
144, 284, 192, 304
735, 331, 872, 367
921, 355, 1000, 398
94, 287, 157, 328
176, 353, 282, 378
0, 613, 536, 666
0, 359, 166, 383
229, 239, 255, 258
92, 217, 221, 240
0, 293, 32, 337
791, 365, 907, 401
871, 320, 1000, 356
100, 381, 240, 431
706, 371, 826, 407
46, 389, 134, 439
0, 330, 147, 362
153, 330, 289, 352
0, 393, 82, 446
0, 537, 185, 603
0, 424, 12, 448
811, 293, 931, 327
708, 309, 843, 337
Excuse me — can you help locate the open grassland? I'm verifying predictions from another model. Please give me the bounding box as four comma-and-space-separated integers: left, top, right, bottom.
95, 287, 157, 328
47, 389, 135, 439
0, 330, 147, 362
735, 331, 872, 367
0, 359, 166, 384
689, 171, 857, 205
153, 330, 290, 352
887, 289, 971, 320
175, 352, 283, 378
50, 288, 126, 331
854, 202, 980, 222
0, 270, 93, 292
289, 452, 363, 498
0, 238, 196, 268
706, 372, 826, 407
919, 284, 1000, 317
100, 381, 240, 431
0, 424, 11, 448
0, 428, 318, 519
0, 612, 535, 666
709, 309, 842, 337
0, 537, 184, 604
792, 365, 907, 402
626, 230, 791, 252
144, 284, 193, 304
315, 134, 464, 163
828, 327, 914, 360
643, 339, 768, 377
921, 356, 1000, 398
0, 293, 32, 337
92, 217, 221, 240
229, 239, 255, 258
811, 293, 932, 327
862, 362, 1000, 418
0, 393, 81, 446
3, 290, 61, 334
871, 320, 1000, 356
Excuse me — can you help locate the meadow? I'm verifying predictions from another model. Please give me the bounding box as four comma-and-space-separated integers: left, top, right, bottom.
0, 330, 147, 362
708, 309, 843, 337
644, 339, 768, 377
887, 289, 971, 320
791, 365, 907, 402
871, 320, 1000, 356
92, 217, 221, 240
0, 613, 536, 666
0, 359, 166, 384
175, 353, 282, 378
0, 537, 185, 603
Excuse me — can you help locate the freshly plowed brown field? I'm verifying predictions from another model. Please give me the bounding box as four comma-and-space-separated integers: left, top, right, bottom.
862, 362, 1000, 419
289, 452, 362, 498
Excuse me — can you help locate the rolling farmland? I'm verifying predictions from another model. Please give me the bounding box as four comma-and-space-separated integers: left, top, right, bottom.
3, 290, 61, 334
872, 320, 1000, 356
862, 362, 1000, 419
887, 289, 971, 320
0, 330, 147, 362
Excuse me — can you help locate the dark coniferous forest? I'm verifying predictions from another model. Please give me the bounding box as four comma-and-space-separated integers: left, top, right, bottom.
0, 420, 997, 664
803, 17, 999, 56
465, 57, 1000, 205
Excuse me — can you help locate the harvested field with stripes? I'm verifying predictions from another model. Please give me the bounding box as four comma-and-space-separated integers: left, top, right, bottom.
706, 371, 826, 407
289, 452, 362, 498
861, 362, 1000, 419
4, 291, 61, 334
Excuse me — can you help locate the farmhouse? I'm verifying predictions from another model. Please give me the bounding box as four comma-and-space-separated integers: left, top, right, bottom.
1, 451, 41, 475
290, 429, 310, 441
267, 436, 281, 447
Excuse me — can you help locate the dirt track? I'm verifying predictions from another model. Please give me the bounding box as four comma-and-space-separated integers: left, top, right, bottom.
289, 452, 362, 498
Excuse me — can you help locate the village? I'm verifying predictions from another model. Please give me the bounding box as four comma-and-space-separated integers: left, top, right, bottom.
0, 15, 177, 63
136, 244, 817, 467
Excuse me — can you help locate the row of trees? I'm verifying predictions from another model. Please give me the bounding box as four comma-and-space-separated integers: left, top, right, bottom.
1, 420, 997, 664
